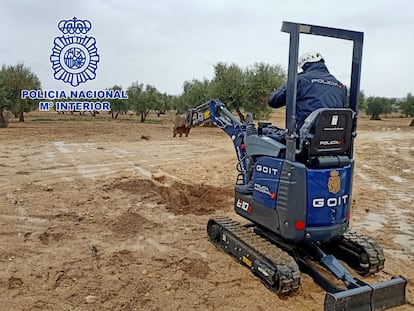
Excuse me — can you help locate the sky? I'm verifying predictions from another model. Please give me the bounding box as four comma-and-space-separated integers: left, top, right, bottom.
1, 0, 413, 98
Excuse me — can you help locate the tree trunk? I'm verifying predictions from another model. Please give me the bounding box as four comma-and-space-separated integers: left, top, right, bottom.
19, 110, 24, 122
410, 119, 414, 126
370, 113, 381, 120
142, 111, 150, 123
235, 107, 246, 122
115, 112, 119, 119
0, 108, 7, 128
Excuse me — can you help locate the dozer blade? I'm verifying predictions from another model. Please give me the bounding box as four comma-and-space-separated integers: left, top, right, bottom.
325, 286, 372, 311
324, 277, 407, 311
370, 277, 407, 311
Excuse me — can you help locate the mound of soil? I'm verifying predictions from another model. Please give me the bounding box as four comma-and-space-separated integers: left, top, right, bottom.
160, 182, 234, 215
109, 178, 234, 215
178, 258, 211, 278
111, 210, 155, 238
109, 179, 159, 199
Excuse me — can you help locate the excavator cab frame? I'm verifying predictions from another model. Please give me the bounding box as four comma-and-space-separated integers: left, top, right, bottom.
282, 21, 362, 162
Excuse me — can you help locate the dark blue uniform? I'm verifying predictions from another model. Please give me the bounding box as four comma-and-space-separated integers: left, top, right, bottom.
268, 62, 347, 131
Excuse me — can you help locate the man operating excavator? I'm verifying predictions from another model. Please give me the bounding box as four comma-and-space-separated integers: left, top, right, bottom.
268, 51, 347, 136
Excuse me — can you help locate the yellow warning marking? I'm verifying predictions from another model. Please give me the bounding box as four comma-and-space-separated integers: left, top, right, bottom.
242, 256, 252, 267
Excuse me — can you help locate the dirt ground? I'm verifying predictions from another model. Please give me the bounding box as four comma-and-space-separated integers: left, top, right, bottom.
0, 111, 413, 311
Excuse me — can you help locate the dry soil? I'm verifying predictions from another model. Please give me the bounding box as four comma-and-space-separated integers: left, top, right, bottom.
0, 111, 413, 311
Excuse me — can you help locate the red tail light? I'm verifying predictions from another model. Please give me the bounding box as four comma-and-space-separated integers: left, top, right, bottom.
295, 221, 305, 230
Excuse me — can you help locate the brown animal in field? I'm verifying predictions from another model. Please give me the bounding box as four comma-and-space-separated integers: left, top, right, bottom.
173, 115, 191, 137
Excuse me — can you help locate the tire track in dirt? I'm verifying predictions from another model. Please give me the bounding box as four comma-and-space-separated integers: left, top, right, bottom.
353, 131, 414, 261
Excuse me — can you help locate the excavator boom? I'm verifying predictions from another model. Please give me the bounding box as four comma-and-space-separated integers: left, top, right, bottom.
186, 99, 250, 184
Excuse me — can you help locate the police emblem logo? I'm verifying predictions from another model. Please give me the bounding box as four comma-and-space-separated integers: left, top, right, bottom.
50, 17, 100, 87
328, 170, 341, 194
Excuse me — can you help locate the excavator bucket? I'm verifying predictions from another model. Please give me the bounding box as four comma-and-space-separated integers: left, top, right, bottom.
324, 277, 407, 311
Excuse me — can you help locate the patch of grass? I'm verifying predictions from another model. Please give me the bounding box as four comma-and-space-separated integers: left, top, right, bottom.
144, 118, 162, 124
56, 117, 98, 121
31, 118, 54, 122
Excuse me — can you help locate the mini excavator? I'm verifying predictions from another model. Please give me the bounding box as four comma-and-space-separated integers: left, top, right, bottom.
183, 22, 407, 311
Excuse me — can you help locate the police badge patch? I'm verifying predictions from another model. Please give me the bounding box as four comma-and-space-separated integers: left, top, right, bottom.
328, 170, 341, 194
50, 17, 100, 87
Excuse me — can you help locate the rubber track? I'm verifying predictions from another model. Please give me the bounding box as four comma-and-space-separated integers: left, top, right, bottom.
338, 231, 385, 275
210, 216, 300, 295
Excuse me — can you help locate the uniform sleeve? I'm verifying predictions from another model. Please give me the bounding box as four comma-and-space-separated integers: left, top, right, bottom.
268, 83, 287, 108
343, 85, 348, 105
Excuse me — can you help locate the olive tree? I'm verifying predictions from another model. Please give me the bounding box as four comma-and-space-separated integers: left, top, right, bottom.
0, 63, 41, 122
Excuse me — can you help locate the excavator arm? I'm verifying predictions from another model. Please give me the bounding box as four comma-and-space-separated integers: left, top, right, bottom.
186, 99, 250, 184
187, 99, 241, 133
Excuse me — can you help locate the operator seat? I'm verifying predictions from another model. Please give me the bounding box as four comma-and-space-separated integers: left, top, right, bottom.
297, 108, 354, 168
